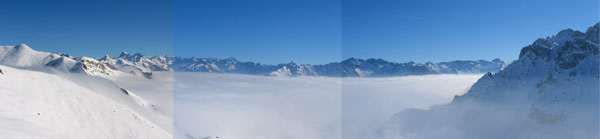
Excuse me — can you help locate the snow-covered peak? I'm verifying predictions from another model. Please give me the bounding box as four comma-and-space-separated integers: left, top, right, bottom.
119, 51, 129, 57
585, 22, 600, 44
269, 66, 292, 77
14, 43, 32, 50
342, 57, 361, 65
462, 22, 599, 102
0, 44, 73, 68
78, 56, 100, 62
100, 54, 111, 61
71, 56, 119, 77
379, 22, 600, 139
549, 28, 585, 45
0, 44, 129, 78
118, 52, 147, 62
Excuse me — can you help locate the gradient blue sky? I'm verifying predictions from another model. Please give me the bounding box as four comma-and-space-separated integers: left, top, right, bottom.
174, 0, 341, 64
343, 0, 599, 63
0, 0, 172, 57
1, 0, 598, 64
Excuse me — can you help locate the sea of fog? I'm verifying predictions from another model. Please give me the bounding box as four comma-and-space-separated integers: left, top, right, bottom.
173, 72, 482, 139
341, 74, 483, 139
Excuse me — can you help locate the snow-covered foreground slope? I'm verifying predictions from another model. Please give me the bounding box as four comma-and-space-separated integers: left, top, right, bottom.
173, 73, 342, 139
342, 74, 483, 139
0, 65, 171, 138
378, 23, 600, 139
110, 71, 174, 130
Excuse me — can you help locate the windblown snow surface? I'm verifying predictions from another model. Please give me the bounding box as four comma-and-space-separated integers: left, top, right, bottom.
172, 73, 482, 139
0, 65, 172, 138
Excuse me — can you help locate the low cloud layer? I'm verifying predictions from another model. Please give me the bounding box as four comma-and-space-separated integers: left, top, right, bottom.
173, 73, 482, 139
342, 74, 483, 138
174, 73, 342, 139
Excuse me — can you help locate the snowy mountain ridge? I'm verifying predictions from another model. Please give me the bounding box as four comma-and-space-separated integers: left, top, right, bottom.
104, 53, 506, 77
0, 45, 176, 138
0, 44, 125, 78
0, 44, 505, 78
378, 23, 599, 139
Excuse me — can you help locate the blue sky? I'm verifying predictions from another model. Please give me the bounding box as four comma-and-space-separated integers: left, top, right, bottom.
342, 0, 599, 63
0, 0, 172, 57
174, 0, 342, 64
1, 0, 598, 64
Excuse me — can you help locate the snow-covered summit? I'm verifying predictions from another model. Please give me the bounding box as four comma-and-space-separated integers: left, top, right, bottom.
0, 44, 73, 68
0, 45, 129, 78
71, 57, 120, 77
108, 51, 172, 72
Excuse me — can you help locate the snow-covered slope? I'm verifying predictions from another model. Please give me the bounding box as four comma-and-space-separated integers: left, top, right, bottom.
0, 44, 122, 78
378, 23, 600, 139
0, 65, 171, 138
0, 44, 77, 71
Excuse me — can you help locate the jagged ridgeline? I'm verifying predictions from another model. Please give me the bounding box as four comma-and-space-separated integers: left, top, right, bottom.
0, 45, 505, 78
126, 56, 504, 77
378, 23, 599, 139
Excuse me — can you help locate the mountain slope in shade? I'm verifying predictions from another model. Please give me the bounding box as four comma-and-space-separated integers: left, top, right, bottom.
378, 23, 599, 139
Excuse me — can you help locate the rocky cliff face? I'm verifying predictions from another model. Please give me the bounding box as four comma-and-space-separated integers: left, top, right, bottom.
378, 23, 599, 139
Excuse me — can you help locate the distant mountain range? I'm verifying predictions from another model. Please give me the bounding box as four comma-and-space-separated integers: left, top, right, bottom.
114, 54, 505, 77
0, 45, 505, 78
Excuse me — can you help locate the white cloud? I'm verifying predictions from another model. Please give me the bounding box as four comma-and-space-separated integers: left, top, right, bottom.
172, 73, 482, 139
173, 73, 342, 139
341, 74, 483, 139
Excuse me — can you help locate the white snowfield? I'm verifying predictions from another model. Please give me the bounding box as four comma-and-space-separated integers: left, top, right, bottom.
0, 65, 172, 138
